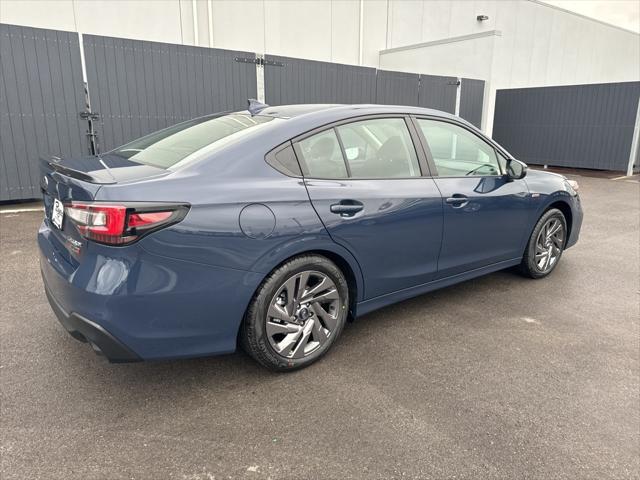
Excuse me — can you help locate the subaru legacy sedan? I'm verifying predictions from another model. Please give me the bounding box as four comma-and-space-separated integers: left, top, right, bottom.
39, 103, 582, 370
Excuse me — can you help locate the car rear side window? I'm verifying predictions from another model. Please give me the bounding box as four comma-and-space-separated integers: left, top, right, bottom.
296, 129, 348, 179
335, 118, 420, 178
111, 114, 275, 169
295, 117, 420, 179
265, 142, 302, 176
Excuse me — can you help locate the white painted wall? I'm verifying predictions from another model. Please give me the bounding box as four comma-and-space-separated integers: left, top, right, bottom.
2, 0, 638, 133
379, 1, 639, 133
379, 32, 499, 81
3, 0, 636, 70
0, 0, 375, 63
0, 0, 186, 44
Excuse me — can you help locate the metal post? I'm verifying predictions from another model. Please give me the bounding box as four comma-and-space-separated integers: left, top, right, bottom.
627, 96, 640, 176
455, 77, 461, 117
358, 0, 364, 65
255, 53, 266, 103
192, 0, 199, 46
207, 0, 214, 47
77, 32, 99, 155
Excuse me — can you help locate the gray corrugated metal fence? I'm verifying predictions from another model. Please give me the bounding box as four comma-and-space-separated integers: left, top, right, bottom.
1, 23, 487, 202
418, 74, 458, 113
264, 55, 376, 104
374, 70, 421, 107
493, 82, 640, 171
0, 24, 86, 201
460, 78, 484, 128
263, 57, 478, 119
371, 70, 484, 122
83, 35, 257, 151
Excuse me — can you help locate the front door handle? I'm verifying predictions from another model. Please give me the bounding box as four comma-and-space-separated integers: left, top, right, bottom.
445, 194, 469, 207
330, 200, 364, 217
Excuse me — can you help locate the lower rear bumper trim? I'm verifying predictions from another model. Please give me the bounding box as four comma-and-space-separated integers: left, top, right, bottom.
44, 283, 141, 363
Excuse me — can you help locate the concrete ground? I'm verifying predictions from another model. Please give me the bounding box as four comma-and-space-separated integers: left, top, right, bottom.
1, 175, 638, 480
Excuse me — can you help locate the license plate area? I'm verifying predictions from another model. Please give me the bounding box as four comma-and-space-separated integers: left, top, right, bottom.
51, 198, 64, 230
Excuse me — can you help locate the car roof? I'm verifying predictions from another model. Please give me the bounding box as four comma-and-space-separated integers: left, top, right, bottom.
182, 103, 496, 174
218, 103, 480, 157
255, 104, 343, 118
237, 103, 461, 122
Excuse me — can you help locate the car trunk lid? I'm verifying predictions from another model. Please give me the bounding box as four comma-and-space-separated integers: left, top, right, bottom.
40, 155, 167, 261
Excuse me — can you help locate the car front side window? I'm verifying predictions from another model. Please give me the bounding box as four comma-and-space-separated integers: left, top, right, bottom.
417, 119, 501, 177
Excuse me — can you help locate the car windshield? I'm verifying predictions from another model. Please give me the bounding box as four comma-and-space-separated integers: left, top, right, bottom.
110, 113, 276, 169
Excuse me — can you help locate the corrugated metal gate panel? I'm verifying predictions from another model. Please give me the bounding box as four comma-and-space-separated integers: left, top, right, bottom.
635, 122, 640, 172
418, 74, 457, 114
374, 70, 420, 106
460, 78, 484, 128
493, 82, 640, 171
264, 55, 376, 104
265, 60, 464, 115
1, 24, 488, 201
83, 35, 258, 151
0, 24, 86, 201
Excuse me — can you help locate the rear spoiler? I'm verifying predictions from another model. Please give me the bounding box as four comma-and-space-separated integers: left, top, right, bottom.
40, 156, 116, 184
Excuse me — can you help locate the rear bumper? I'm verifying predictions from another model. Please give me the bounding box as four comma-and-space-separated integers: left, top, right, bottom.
38, 220, 263, 361
43, 281, 141, 363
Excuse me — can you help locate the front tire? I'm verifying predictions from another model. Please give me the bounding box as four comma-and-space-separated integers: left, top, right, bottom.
241, 255, 349, 371
520, 208, 567, 279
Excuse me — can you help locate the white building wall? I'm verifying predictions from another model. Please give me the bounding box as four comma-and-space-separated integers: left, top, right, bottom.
2, 0, 636, 71
379, 1, 639, 133
2, 0, 638, 134
0, 0, 186, 44
378, 32, 499, 80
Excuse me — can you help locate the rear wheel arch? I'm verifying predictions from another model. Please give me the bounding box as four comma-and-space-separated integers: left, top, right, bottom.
250, 249, 361, 320
306, 250, 359, 320
251, 240, 364, 301
236, 246, 364, 348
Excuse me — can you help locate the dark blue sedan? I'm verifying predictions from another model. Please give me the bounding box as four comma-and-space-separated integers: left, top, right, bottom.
39, 103, 583, 370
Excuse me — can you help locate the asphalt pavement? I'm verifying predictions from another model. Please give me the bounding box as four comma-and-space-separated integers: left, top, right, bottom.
1, 174, 638, 479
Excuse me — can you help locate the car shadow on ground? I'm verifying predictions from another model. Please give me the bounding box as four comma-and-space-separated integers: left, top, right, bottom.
51, 267, 533, 395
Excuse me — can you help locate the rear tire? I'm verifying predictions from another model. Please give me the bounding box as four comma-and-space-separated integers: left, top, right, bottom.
520, 208, 567, 279
241, 255, 349, 371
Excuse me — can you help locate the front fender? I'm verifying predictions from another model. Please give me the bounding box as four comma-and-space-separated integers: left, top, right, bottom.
534, 190, 576, 217
525, 189, 582, 250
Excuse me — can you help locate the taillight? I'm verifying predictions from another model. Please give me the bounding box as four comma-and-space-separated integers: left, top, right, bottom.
65, 202, 189, 246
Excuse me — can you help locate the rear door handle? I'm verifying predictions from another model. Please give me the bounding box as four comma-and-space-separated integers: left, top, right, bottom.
330, 200, 364, 217
445, 194, 469, 207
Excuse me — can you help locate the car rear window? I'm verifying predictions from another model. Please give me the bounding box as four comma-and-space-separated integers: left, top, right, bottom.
111, 114, 275, 169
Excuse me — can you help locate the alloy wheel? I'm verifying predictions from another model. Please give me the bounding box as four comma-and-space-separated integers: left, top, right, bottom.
266, 270, 342, 359
534, 217, 565, 273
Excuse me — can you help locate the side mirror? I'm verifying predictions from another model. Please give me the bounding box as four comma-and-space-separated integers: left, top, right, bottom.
506, 158, 527, 180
